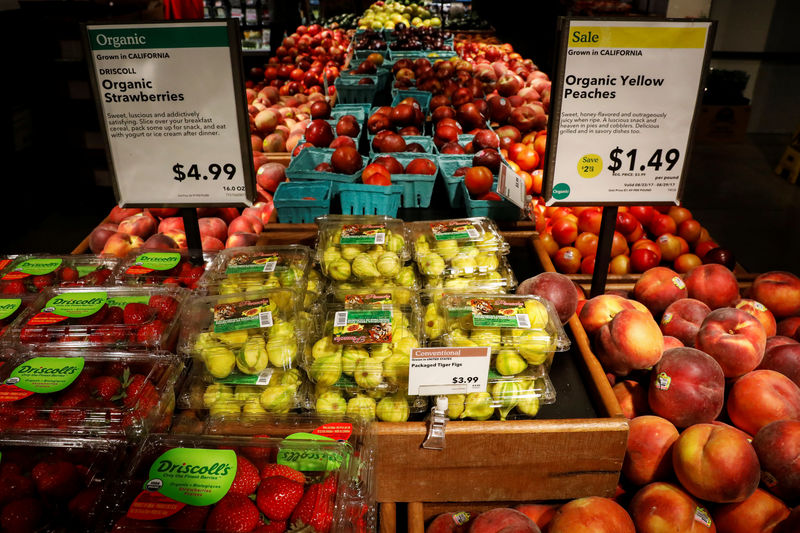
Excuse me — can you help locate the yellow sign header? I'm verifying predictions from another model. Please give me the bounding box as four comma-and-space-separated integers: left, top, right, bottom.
569, 26, 707, 49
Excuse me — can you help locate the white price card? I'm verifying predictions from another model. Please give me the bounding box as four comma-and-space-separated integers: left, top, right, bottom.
407, 346, 491, 396
85, 21, 254, 207
498, 162, 526, 208
545, 19, 714, 205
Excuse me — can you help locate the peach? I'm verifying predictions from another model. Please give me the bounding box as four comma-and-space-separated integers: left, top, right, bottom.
672, 423, 760, 503
158, 217, 185, 234
88, 222, 119, 254
674, 253, 702, 274
613, 380, 649, 419
547, 497, 634, 533
633, 266, 687, 316
117, 212, 157, 239
515, 272, 579, 324
727, 370, 800, 436
656, 233, 683, 262
228, 216, 262, 237
623, 416, 679, 486
660, 298, 711, 347
753, 420, 800, 500
101, 232, 144, 257
198, 217, 228, 242
776, 507, 800, 533
514, 504, 558, 530
759, 344, 800, 387
216, 208, 241, 225
241, 208, 266, 232
736, 298, 777, 337
254, 109, 280, 133
629, 482, 716, 533
712, 489, 789, 533
201, 236, 225, 252
751, 272, 800, 319
777, 317, 800, 338
663, 336, 684, 350
649, 347, 725, 427
711, 421, 753, 443
579, 294, 640, 336
163, 231, 187, 249
108, 206, 142, 224
695, 308, 766, 378
596, 309, 664, 376
766, 335, 799, 351
225, 232, 259, 249
426, 512, 470, 533
467, 508, 540, 532
142, 233, 180, 251
685, 264, 740, 309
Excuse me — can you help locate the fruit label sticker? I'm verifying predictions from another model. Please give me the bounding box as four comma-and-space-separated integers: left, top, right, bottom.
332, 310, 392, 344
213, 298, 273, 332
339, 224, 386, 245
470, 299, 531, 328
671, 276, 686, 289
2, 258, 63, 280
142, 448, 237, 507
29, 291, 108, 325
453, 512, 471, 526
693, 506, 712, 528
430, 221, 480, 241
0, 299, 21, 320
217, 368, 274, 386
108, 295, 151, 308
343, 293, 392, 309
761, 470, 778, 488
661, 313, 673, 325
127, 252, 182, 275
333, 373, 358, 389
498, 163, 527, 208
408, 346, 491, 396
655, 371, 671, 391
5, 357, 85, 394
225, 252, 281, 274
277, 433, 346, 472
312, 422, 353, 441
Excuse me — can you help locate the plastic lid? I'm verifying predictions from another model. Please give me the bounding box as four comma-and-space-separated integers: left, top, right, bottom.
117, 250, 216, 290
420, 255, 517, 291
446, 372, 556, 421
0, 349, 182, 437
325, 284, 421, 310
0, 254, 119, 294
203, 245, 313, 289
409, 217, 510, 258
0, 293, 38, 338
6, 286, 187, 352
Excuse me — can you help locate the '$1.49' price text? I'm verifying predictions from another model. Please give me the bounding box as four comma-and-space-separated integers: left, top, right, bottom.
608, 147, 680, 173
173, 162, 236, 182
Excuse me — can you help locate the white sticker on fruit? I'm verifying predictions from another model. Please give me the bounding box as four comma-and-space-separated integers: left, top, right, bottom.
753, 302, 766, 312
662, 313, 673, 325
655, 371, 671, 391
498, 162, 526, 208
672, 276, 686, 289
408, 346, 491, 396
693, 507, 712, 527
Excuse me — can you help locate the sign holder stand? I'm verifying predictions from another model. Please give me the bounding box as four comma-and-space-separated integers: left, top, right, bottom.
180, 208, 204, 265
590, 206, 618, 298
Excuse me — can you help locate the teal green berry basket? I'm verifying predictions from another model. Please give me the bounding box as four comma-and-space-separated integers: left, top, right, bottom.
273, 181, 333, 223
438, 155, 473, 208
330, 104, 369, 123
390, 89, 432, 114
338, 183, 404, 217
334, 76, 379, 104
285, 148, 367, 191
377, 153, 438, 208
461, 180, 521, 221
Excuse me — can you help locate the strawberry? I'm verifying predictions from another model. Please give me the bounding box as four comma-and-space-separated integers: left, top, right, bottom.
259, 464, 306, 484
180, 265, 205, 288
254, 519, 287, 532
256, 476, 304, 521
19, 325, 49, 344
49, 389, 89, 425
59, 267, 79, 282
31, 460, 82, 501
31, 274, 55, 291
229, 455, 261, 496
90, 376, 122, 401
77, 303, 109, 325
103, 306, 125, 324
0, 497, 46, 533
123, 302, 151, 325
166, 504, 210, 532
0, 473, 34, 506
81, 268, 111, 286
148, 294, 179, 321
123, 374, 156, 408
136, 319, 166, 346
290, 477, 337, 533
0, 281, 26, 294
68, 486, 101, 524
205, 494, 261, 532
241, 434, 273, 462
87, 325, 127, 345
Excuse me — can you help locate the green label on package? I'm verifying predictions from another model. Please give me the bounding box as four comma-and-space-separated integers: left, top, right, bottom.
277, 433, 344, 472
470, 298, 531, 328
108, 295, 150, 308
216, 368, 275, 386
6, 258, 63, 278
213, 298, 273, 333
0, 299, 21, 320
430, 221, 479, 241
76, 265, 100, 277
45, 291, 107, 318
135, 253, 182, 271
332, 309, 392, 344
343, 293, 392, 309
145, 448, 236, 506
339, 224, 386, 245
7, 357, 85, 393
225, 252, 281, 274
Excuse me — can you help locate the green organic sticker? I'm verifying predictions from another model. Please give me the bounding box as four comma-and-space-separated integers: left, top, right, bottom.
430, 221, 479, 241
225, 252, 281, 274
108, 295, 151, 308
332, 310, 392, 344
213, 298, 273, 333
10, 258, 63, 276
339, 224, 386, 245
0, 299, 22, 320
8, 357, 85, 394
45, 291, 107, 318
552, 182, 571, 200
470, 298, 530, 328
277, 433, 344, 472
76, 265, 100, 277
333, 374, 358, 388
145, 448, 237, 506
135, 253, 182, 271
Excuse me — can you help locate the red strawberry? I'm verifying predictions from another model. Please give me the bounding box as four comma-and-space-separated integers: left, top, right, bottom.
241, 434, 273, 462
290, 477, 337, 533
180, 265, 205, 288
90, 376, 122, 401
31, 460, 82, 501
77, 303, 109, 325
0, 281, 26, 294
205, 494, 260, 532
68, 486, 102, 524
0, 497, 46, 533
31, 274, 55, 291
229, 455, 261, 496
148, 295, 179, 321
259, 464, 306, 484
0, 473, 35, 506
256, 476, 304, 521
254, 519, 287, 532
87, 325, 127, 345
59, 267, 79, 282
166, 504, 211, 532
103, 306, 125, 324
19, 325, 49, 344
163, 277, 181, 286
135, 319, 166, 346
82, 267, 112, 286
123, 374, 156, 408
123, 303, 151, 325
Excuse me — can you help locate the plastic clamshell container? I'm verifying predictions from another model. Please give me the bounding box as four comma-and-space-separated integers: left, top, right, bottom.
420, 255, 518, 292
325, 284, 421, 309
316, 215, 409, 283
115, 250, 216, 290
0, 349, 182, 438
202, 245, 313, 293
338, 183, 404, 217
409, 217, 509, 258
449, 370, 556, 421
102, 433, 355, 533
0, 293, 38, 338
0, 254, 119, 294
6, 286, 187, 352
0, 434, 125, 532
311, 385, 428, 423
273, 181, 334, 224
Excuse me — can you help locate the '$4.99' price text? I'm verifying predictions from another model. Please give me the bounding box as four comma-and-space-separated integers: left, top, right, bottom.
173, 162, 237, 182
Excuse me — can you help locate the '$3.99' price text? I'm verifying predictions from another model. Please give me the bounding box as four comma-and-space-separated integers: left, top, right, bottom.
173, 162, 237, 182
452, 376, 479, 384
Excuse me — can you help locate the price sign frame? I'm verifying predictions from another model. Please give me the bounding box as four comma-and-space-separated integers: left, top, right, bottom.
407, 346, 491, 396
83, 20, 255, 208
542, 17, 716, 206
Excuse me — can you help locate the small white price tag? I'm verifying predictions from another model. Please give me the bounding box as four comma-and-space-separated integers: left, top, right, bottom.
407, 347, 491, 396
498, 162, 527, 208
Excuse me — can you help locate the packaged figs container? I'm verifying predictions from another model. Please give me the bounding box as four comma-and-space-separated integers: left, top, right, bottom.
0, 349, 183, 438
324, 285, 421, 310
315, 215, 409, 284
446, 371, 556, 421
101, 433, 357, 533
178, 289, 307, 382
0, 254, 119, 294
116, 250, 217, 290
0, 293, 38, 338
0, 434, 125, 532
4, 286, 187, 352
201, 245, 314, 294
310, 385, 428, 423
420, 255, 517, 291
408, 217, 510, 271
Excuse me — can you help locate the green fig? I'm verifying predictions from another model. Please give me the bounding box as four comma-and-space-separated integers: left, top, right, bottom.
310, 354, 342, 386
376, 394, 410, 422
203, 383, 234, 408
491, 380, 521, 421
266, 337, 298, 368
342, 346, 369, 376
495, 349, 528, 376
447, 394, 466, 419
352, 253, 381, 280
312, 336, 342, 360
316, 391, 347, 416
460, 392, 494, 420
328, 258, 352, 281
376, 251, 402, 278
203, 345, 236, 379
340, 245, 363, 262
346, 395, 377, 421
382, 353, 410, 384
354, 357, 384, 389
419, 252, 445, 277
259, 385, 295, 413
237, 336, 269, 375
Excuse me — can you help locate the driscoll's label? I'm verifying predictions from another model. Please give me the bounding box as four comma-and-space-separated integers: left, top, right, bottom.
145, 448, 237, 506
2, 258, 63, 280
29, 291, 109, 326
0, 299, 22, 321
6, 357, 85, 394
277, 433, 345, 472
126, 252, 182, 275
